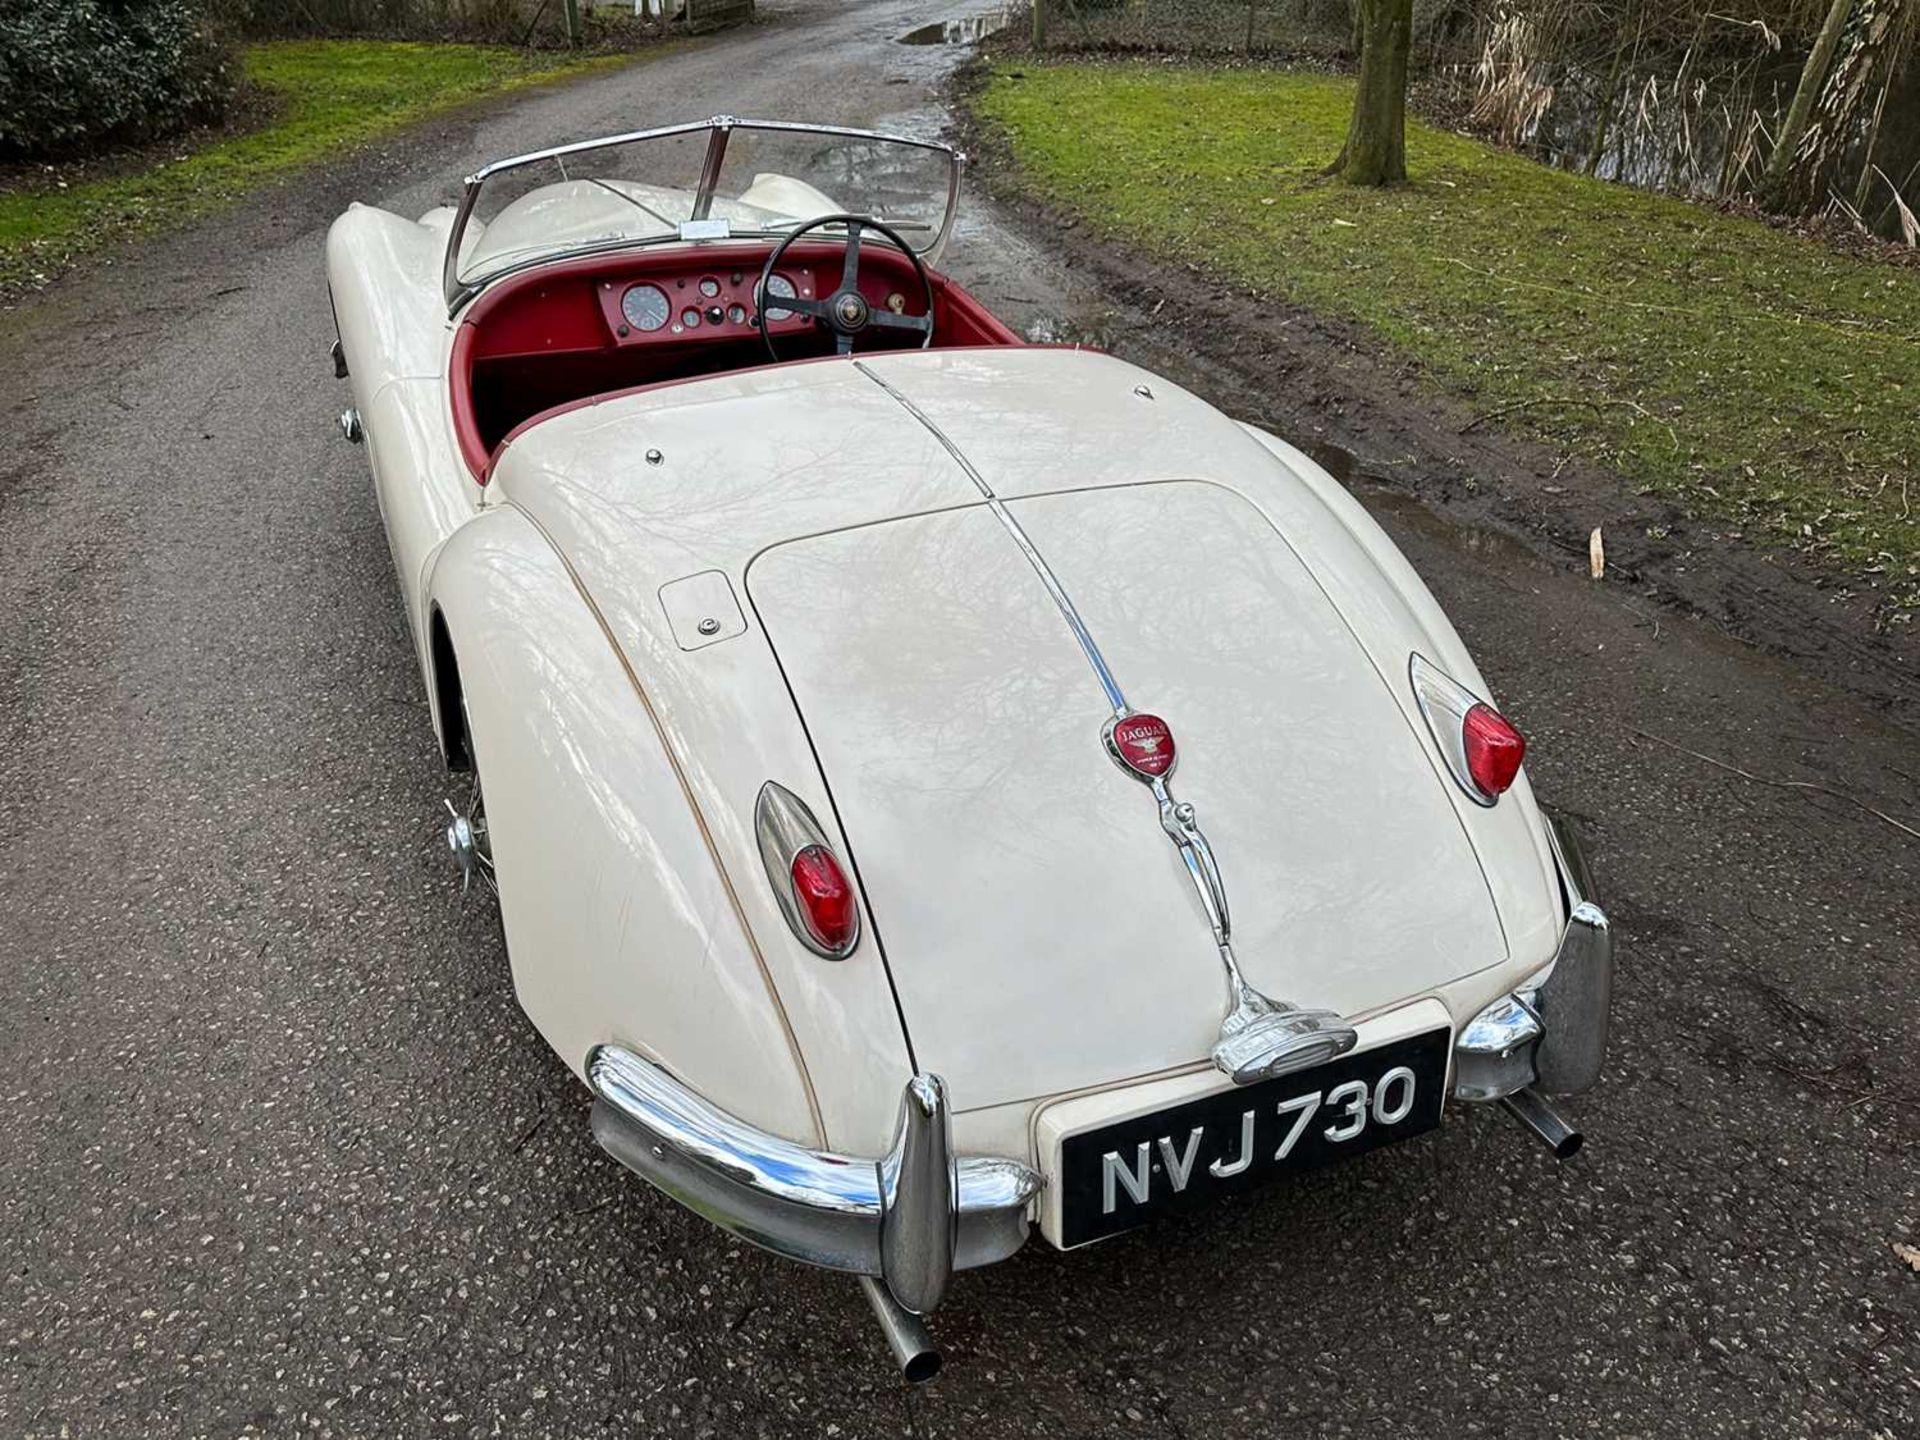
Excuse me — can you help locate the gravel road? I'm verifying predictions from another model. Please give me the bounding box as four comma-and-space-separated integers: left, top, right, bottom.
1, 2, 1915, 1435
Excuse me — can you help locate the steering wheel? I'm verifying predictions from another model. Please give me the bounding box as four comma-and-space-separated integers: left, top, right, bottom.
755, 213, 935, 360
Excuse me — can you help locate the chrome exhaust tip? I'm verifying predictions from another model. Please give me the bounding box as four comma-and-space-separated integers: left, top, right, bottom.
858, 1276, 943, 1385
1499, 1086, 1583, 1160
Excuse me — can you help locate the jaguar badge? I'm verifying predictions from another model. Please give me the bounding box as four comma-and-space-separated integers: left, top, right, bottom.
1105, 712, 1176, 781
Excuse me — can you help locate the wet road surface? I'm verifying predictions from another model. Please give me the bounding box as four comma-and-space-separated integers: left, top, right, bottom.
0, 1, 1915, 1435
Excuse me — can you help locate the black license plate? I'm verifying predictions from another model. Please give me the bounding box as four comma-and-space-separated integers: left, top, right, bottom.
1058, 1029, 1450, 1247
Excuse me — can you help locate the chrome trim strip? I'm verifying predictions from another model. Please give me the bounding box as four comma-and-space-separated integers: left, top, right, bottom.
987, 497, 1129, 714
855, 361, 1355, 1082
854, 360, 1128, 713
587, 1046, 1040, 1307
852, 360, 991, 498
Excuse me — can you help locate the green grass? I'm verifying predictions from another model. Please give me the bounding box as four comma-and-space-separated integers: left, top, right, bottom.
977, 62, 1920, 612
0, 40, 633, 293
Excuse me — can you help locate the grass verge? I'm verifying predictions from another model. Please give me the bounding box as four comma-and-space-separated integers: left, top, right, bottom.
974, 61, 1920, 615
0, 40, 634, 295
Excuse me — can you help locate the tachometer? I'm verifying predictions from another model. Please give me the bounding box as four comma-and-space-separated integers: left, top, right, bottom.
762, 273, 798, 320
620, 283, 670, 333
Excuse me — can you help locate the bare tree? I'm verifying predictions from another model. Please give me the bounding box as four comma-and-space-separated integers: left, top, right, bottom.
1757, 0, 1856, 209
1329, 0, 1416, 184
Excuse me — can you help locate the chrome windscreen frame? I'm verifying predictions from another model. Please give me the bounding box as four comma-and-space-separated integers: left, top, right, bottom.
442, 115, 965, 313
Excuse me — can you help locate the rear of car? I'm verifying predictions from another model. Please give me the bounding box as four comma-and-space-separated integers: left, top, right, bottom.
469, 345, 1609, 1357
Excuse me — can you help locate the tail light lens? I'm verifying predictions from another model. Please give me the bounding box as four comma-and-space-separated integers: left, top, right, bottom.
1463, 702, 1526, 798
754, 781, 862, 959
789, 844, 857, 953
1409, 654, 1526, 806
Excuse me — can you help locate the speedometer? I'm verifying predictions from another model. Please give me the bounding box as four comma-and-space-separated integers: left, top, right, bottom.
762, 273, 797, 320
620, 283, 670, 333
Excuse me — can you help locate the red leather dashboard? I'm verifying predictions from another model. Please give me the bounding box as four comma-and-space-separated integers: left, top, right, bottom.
451, 239, 1023, 479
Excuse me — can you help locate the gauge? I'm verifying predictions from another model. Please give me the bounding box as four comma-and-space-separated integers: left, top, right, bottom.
727, 303, 747, 325
698, 276, 721, 298
763, 272, 798, 320
681, 308, 701, 329
620, 283, 670, 333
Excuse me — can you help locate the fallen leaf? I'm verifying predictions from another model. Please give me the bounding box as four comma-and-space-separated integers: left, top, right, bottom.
1332, 218, 1358, 228
1589, 526, 1606, 580
1894, 1241, 1920, 1271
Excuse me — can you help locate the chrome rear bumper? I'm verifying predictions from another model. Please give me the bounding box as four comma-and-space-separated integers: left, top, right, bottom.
586, 1046, 1042, 1316
1453, 812, 1613, 1101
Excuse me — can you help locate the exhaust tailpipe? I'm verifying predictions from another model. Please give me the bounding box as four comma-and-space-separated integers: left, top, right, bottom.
858, 1277, 943, 1385
1500, 1087, 1583, 1160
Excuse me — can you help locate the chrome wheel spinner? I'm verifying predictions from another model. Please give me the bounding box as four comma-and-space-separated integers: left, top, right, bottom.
443, 780, 495, 895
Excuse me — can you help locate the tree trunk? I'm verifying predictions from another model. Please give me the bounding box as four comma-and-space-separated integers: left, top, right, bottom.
1756, 0, 1855, 211
1329, 0, 1414, 184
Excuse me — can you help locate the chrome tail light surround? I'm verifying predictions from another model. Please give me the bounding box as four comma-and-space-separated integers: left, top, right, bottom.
754, 780, 861, 959
1409, 653, 1516, 806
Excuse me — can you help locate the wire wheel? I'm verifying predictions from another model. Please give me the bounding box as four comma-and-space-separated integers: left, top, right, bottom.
443, 773, 496, 897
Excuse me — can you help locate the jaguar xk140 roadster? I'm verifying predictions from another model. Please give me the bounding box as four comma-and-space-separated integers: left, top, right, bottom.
327, 117, 1612, 1382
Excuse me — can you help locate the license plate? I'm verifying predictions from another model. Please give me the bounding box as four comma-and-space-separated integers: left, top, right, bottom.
1058, 1029, 1450, 1247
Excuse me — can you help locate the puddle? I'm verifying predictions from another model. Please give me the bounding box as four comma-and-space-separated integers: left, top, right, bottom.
1350, 475, 1552, 572
898, 9, 1011, 45
1021, 312, 1116, 349
1304, 440, 1358, 487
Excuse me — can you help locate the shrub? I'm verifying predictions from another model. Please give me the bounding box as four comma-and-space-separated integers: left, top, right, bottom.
0, 0, 234, 160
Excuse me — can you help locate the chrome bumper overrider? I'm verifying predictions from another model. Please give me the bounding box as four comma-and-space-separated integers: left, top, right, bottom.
1453, 812, 1613, 1102
586, 1046, 1043, 1315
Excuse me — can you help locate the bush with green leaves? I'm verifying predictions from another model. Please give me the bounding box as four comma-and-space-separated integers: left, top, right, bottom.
0, 0, 233, 159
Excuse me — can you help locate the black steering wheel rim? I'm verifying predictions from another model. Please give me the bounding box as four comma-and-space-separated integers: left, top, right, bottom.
754, 213, 936, 361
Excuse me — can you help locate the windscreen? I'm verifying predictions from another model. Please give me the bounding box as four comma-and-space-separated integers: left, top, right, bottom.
456, 128, 711, 288
708, 125, 954, 243
452, 121, 958, 298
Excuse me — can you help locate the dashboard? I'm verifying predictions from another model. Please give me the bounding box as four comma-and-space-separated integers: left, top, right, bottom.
594, 266, 819, 345
454, 238, 1025, 477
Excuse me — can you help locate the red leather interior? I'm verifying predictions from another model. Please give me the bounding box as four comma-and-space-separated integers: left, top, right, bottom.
451, 239, 1023, 481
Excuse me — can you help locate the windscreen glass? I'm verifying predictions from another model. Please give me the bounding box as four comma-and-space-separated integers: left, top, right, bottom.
455, 123, 956, 292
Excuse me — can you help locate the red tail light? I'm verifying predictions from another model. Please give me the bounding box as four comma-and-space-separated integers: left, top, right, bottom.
755, 782, 862, 959
789, 844, 857, 954
1463, 703, 1526, 798
1409, 654, 1527, 807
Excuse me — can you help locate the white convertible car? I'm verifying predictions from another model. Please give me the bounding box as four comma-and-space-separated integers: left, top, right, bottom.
328, 117, 1611, 1381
